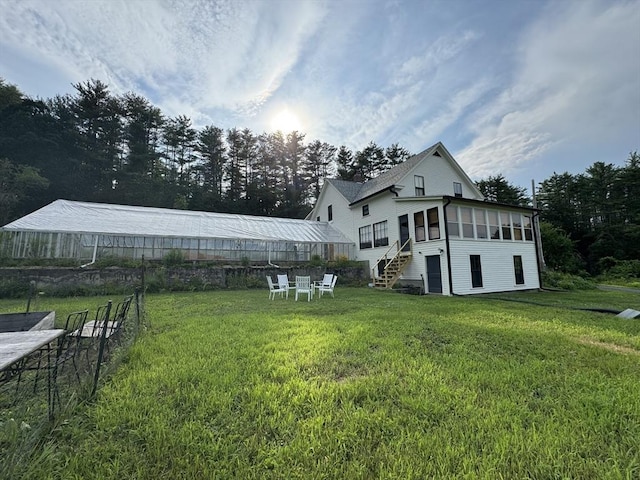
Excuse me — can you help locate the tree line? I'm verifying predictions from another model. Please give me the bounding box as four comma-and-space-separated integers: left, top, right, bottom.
1, 78, 638, 275
0, 78, 409, 224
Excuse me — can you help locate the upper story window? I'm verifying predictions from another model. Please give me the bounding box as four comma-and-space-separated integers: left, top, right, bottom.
359, 225, 372, 249
362, 204, 369, 216
501, 212, 512, 240
446, 205, 459, 238
488, 210, 500, 239
475, 209, 488, 239
373, 221, 389, 247
453, 182, 463, 197
460, 207, 474, 238
427, 207, 440, 240
414, 175, 425, 196
328, 205, 333, 222
316, 216, 320, 222
414, 211, 426, 242
523, 215, 533, 241
512, 213, 523, 241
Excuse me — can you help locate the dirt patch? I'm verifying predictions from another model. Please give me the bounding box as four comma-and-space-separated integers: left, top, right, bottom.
577, 337, 640, 356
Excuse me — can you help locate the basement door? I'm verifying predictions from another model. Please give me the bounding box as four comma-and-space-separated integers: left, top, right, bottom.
425, 255, 443, 293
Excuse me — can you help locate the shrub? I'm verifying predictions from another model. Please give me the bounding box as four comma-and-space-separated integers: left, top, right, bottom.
542, 270, 595, 290
540, 222, 584, 273
329, 256, 362, 268
145, 268, 167, 293
0, 280, 31, 298
309, 255, 325, 267
600, 258, 640, 279
93, 256, 141, 269
163, 249, 186, 267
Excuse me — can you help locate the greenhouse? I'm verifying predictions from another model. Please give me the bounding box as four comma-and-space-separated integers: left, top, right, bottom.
0, 200, 355, 264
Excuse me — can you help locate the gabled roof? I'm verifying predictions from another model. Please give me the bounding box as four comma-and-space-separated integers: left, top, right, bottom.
324, 141, 487, 206
323, 144, 439, 205
2, 200, 354, 244
352, 144, 436, 203
324, 178, 364, 203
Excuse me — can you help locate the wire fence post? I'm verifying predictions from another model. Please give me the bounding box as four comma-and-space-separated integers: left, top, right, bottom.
91, 300, 112, 397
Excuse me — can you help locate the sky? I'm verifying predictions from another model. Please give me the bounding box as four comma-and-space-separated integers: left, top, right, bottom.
1, 0, 639, 190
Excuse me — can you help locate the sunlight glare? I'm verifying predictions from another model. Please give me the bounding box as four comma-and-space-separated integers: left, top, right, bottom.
271, 109, 302, 133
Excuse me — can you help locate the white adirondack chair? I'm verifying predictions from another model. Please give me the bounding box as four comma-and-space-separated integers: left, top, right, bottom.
295, 276, 312, 301
317, 274, 337, 298
267, 276, 287, 300
277, 274, 291, 299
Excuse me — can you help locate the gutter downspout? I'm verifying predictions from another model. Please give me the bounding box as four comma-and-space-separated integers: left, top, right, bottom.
267, 242, 279, 268
532, 210, 543, 289
443, 198, 454, 296
531, 179, 546, 273
80, 235, 99, 268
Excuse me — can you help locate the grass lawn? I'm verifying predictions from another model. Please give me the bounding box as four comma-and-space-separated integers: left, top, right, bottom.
2, 288, 640, 479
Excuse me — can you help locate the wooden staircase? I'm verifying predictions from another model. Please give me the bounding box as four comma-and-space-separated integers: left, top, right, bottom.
372, 239, 412, 289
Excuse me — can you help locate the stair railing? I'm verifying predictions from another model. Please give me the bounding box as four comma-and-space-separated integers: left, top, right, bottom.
371, 238, 412, 286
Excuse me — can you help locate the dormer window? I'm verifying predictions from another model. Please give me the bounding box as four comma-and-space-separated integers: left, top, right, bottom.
414, 175, 425, 196
453, 182, 462, 197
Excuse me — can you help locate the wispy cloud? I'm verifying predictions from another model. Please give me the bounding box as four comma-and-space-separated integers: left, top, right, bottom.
304, 24, 483, 151
456, 0, 640, 181
0, 0, 637, 187
0, 0, 328, 120
394, 30, 481, 88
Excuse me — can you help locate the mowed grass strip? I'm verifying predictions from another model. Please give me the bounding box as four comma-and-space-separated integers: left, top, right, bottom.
6, 288, 640, 479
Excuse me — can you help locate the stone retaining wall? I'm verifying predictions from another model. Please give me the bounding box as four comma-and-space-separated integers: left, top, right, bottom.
0, 264, 369, 296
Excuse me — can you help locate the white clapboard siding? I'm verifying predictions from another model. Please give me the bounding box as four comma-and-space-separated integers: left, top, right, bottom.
448, 240, 539, 295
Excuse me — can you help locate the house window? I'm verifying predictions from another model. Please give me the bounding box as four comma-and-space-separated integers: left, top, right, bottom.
512, 213, 523, 241
460, 207, 474, 239
470, 255, 483, 288
501, 212, 512, 240
427, 207, 440, 240
362, 204, 369, 216
414, 211, 426, 242
316, 216, 320, 222
359, 225, 372, 249
523, 215, 533, 241
488, 210, 500, 239
475, 209, 488, 239
328, 205, 333, 221
414, 175, 425, 196
373, 221, 389, 247
514, 255, 525, 285
453, 182, 463, 197
446, 205, 459, 238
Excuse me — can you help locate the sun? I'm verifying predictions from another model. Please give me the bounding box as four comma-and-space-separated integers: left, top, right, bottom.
270, 109, 302, 134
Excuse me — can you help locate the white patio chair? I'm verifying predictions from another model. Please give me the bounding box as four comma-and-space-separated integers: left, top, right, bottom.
267, 276, 286, 300
276, 274, 291, 300
318, 274, 337, 298
315, 273, 333, 297
295, 275, 312, 302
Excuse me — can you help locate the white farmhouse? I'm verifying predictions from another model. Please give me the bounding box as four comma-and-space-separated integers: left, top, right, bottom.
307, 142, 541, 295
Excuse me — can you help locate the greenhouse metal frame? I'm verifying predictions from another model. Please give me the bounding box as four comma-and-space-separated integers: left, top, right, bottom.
1, 200, 355, 263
